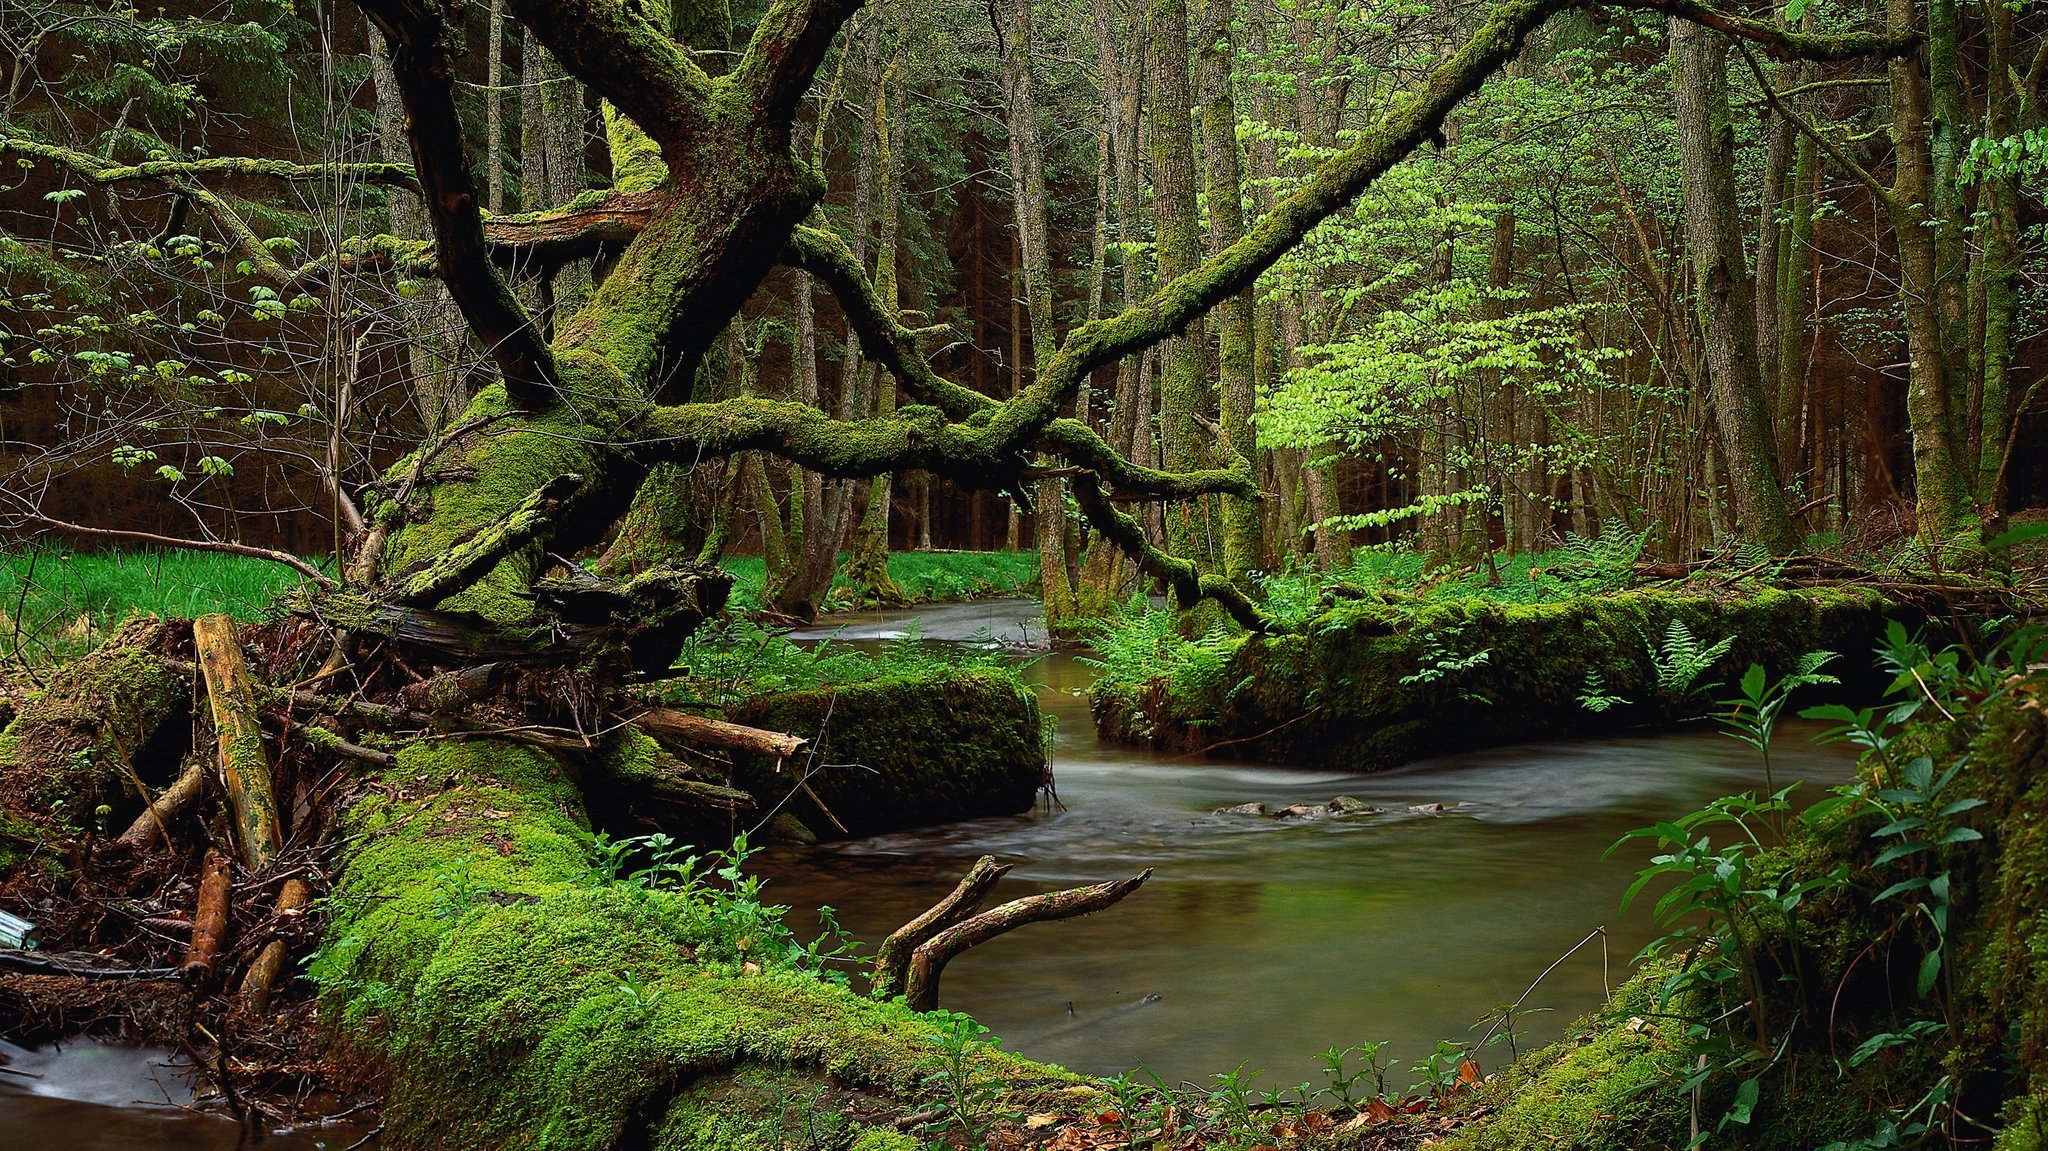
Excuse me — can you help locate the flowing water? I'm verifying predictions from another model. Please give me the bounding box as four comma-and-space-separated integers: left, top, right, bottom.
759, 598, 1860, 1089
0, 597, 1859, 1144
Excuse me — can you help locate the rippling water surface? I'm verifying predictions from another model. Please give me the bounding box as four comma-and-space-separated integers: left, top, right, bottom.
759, 599, 1859, 1086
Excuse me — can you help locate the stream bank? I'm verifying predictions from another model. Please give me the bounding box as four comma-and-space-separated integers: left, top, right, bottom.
1093, 586, 1908, 769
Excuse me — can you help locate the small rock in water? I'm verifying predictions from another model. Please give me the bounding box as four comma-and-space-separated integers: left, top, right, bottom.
1279, 803, 1333, 819
1329, 796, 1378, 815
763, 812, 817, 844
1407, 802, 1449, 816
1215, 802, 1270, 816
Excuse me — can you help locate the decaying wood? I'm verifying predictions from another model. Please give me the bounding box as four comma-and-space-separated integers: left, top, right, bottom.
237, 878, 313, 1013
871, 855, 1011, 1001
634, 708, 808, 758
903, 869, 1152, 1012
193, 615, 283, 870
113, 755, 209, 851
181, 849, 233, 983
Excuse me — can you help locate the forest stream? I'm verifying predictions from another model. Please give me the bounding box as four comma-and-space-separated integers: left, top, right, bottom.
0, 598, 1859, 1148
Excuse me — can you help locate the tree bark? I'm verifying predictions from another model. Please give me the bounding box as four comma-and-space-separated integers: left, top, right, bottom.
1669, 19, 1800, 553
1198, 0, 1263, 577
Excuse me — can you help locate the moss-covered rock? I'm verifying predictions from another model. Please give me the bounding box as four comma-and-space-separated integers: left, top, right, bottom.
0, 642, 188, 870
1094, 587, 1908, 769
727, 667, 1049, 837
313, 736, 1080, 1151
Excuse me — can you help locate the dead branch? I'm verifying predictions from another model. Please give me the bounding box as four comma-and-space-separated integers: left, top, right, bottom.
194, 615, 283, 870
15, 513, 338, 589
113, 755, 209, 852
902, 869, 1152, 1011
182, 849, 233, 983
237, 878, 314, 1013
633, 708, 808, 758
871, 855, 1011, 1002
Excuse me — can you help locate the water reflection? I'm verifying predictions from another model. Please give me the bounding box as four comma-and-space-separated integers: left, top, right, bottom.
0, 1040, 350, 1151
762, 599, 1860, 1087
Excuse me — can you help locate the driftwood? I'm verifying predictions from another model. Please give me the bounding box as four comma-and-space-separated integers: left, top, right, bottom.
193, 615, 282, 870
871, 855, 1011, 1001
634, 709, 807, 759
873, 856, 1151, 1011
112, 755, 209, 851
181, 849, 233, 983
237, 877, 313, 1013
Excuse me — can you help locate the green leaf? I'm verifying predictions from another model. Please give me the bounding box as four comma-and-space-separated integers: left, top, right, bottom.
1916, 950, 1942, 998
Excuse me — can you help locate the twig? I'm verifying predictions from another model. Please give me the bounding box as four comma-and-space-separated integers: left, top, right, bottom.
17, 513, 338, 589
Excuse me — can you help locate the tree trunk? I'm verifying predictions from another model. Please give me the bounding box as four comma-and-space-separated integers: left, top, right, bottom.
1198, 0, 1262, 579
1148, 0, 1217, 574
1669, 19, 1800, 554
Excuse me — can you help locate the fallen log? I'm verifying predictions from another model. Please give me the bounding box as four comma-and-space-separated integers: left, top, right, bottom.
237, 877, 313, 1013
181, 849, 233, 983
112, 755, 210, 852
901, 866, 1152, 1012
193, 614, 283, 870
871, 855, 1011, 1001
633, 708, 807, 759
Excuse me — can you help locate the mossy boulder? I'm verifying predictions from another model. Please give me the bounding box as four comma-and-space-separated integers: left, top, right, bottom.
726, 667, 1049, 837
0, 641, 188, 871
313, 736, 1083, 1151
1094, 587, 1908, 770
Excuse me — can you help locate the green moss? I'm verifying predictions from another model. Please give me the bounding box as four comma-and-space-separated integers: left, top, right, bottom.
376, 365, 647, 626
1446, 969, 1691, 1151
1096, 587, 1906, 769
727, 667, 1048, 836
0, 645, 186, 846
313, 733, 1074, 1150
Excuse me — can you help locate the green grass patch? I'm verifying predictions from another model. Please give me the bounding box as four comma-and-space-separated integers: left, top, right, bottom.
0, 545, 329, 663
720, 550, 1037, 614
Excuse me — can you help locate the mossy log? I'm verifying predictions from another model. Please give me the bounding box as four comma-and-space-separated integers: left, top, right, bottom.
310, 736, 1089, 1151
194, 613, 282, 871
1095, 587, 1912, 770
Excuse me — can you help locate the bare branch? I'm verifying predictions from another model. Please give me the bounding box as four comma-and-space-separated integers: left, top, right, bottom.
357, 0, 560, 407
14, 511, 338, 589
903, 869, 1152, 1011
872, 856, 1012, 1002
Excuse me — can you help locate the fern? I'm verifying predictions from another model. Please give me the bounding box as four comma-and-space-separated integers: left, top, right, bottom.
1577, 669, 1629, 713
1646, 619, 1737, 700
1547, 524, 1651, 592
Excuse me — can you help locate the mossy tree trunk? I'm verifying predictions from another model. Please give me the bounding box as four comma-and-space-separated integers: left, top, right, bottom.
1669, 19, 1801, 555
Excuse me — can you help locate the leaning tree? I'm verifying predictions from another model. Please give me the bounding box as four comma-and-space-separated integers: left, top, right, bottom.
0, 0, 1911, 1144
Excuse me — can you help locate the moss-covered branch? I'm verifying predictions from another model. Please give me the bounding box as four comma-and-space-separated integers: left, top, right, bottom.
389, 474, 586, 609
731, 0, 868, 135
1072, 474, 1278, 632
0, 134, 423, 191
510, 0, 715, 166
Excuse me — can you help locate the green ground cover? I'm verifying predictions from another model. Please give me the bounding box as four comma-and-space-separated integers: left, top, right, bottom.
0, 547, 1037, 664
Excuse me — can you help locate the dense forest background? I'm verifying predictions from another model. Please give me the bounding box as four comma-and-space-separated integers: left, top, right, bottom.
3, 0, 2044, 618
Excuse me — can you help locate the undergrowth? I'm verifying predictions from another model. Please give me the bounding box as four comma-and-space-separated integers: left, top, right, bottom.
661, 617, 1020, 711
